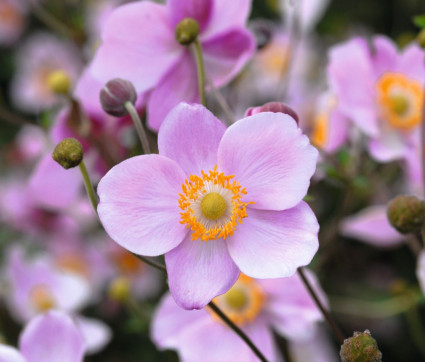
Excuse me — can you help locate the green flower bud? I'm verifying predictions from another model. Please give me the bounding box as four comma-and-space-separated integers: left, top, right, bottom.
108, 277, 131, 303
175, 18, 200, 45
52, 138, 83, 169
387, 195, 425, 234
340, 330, 382, 362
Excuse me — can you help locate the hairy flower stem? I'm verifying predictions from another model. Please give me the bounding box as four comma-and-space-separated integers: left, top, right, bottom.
124, 102, 151, 155
79, 161, 98, 213
193, 39, 206, 106
297, 267, 345, 345
133, 255, 268, 361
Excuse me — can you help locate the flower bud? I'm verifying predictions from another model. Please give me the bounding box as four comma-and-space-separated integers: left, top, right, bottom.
175, 18, 200, 45
47, 70, 71, 95
52, 137, 83, 169
100, 78, 137, 117
108, 277, 131, 303
387, 195, 425, 234
245, 102, 299, 124
340, 330, 382, 362
249, 21, 273, 49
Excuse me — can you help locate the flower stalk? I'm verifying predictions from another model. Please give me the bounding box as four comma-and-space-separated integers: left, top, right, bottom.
124, 101, 151, 155
193, 39, 206, 106
79, 160, 98, 213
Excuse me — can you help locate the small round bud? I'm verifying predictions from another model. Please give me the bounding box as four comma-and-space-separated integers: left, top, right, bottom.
108, 277, 131, 303
47, 70, 71, 95
175, 18, 200, 45
417, 28, 425, 48
52, 138, 83, 169
245, 102, 299, 124
340, 330, 382, 362
387, 195, 425, 234
100, 78, 137, 117
249, 21, 273, 49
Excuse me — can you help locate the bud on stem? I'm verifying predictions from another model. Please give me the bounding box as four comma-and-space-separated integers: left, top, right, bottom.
387, 195, 425, 234
52, 138, 83, 169
175, 18, 200, 45
340, 330, 382, 362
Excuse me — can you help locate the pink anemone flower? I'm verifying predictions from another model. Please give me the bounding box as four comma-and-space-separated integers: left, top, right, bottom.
90, 0, 255, 131
98, 102, 319, 309
0, 310, 85, 362
327, 36, 425, 163
151, 271, 328, 361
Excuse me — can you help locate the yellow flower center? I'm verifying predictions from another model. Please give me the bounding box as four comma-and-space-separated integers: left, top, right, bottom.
179, 166, 252, 242
257, 42, 289, 76
56, 253, 89, 278
210, 275, 265, 326
30, 284, 56, 312
376, 72, 423, 130
311, 113, 329, 149
201, 192, 227, 220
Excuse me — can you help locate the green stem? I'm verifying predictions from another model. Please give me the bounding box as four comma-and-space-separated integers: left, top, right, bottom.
124, 102, 151, 155
193, 39, 206, 106
207, 301, 268, 362
131, 256, 268, 361
406, 304, 425, 358
298, 267, 345, 345
79, 161, 98, 213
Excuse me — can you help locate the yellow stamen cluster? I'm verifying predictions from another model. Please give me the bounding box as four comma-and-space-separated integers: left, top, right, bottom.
311, 113, 328, 149
179, 166, 250, 241
210, 275, 265, 326
30, 284, 56, 312
376, 72, 423, 130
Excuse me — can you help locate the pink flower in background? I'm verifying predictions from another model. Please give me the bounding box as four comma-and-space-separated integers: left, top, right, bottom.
10, 32, 83, 113
98, 102, 319, 309
340, 205, 405, 248
0, 310, 85, 362
327, 36, 425, 162
0, 0, 27, 46
90, 0, 255, 130
151, 271, 328, 361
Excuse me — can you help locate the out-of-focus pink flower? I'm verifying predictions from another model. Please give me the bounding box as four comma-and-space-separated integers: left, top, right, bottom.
340, 205, 405, 248
151, 271, 328, 361
98, 102, 319, 309
327, 36, 425, 163
90, 0, 255, 130
0, 310, 85, 362
417, 251, 425, 297
10, 32, 83, 113
0, 0, 27, 46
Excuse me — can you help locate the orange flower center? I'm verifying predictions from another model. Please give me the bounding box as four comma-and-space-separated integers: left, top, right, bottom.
376, 72, 423, 131
30, 284, 56, 312
179, 166, 252, 242
210, 275, 265, 326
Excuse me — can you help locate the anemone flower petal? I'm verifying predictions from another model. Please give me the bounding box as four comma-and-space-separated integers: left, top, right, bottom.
165, 235, 240, 309
0, 345, 26, 362
20, 311, 85, 362
227, 202, 319, 278
158, 102, 225, 176
98, 155, 188, 256
167, 0, 213, 31
218, 112, 318, 211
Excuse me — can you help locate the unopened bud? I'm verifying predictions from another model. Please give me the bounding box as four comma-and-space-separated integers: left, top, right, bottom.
387, 195, 425, 234
417, 28, 425, 48
47, 70, 71, 95
108, 277, 131, 303
175, 18, 200, 45
52, 138, 83, 169
249, 21, 273, 49
245, 102, 299, 124
100, 78, 137, 117
340, 330, 382, 362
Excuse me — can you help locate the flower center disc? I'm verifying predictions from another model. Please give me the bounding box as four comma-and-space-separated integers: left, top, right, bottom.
201, 192, 226, 220
30, 284, 56, 312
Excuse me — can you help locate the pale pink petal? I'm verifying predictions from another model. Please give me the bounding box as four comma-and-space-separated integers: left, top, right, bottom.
201, 0, 251, 39
75, 316, 112, 355
29, 154, 82, 210
327, 38, 378, 137
52, 272, 91, 313
0, 345, 26, 362
396, 43, 425, 81
417, 251, 425, 297
202, 28, 255, 87
151, 293, 209, 349
158, 102, 226, 176
147, 52, 199, 131
324, 107, 349, 153
218, 112, 318, 211
369, 129, 407, 162
165, 235, 240, 309
227, 202, 319, 278
168, 0, 213, 31
372, 36, 398, 77
98, 155, 188, 256
20, 311, 85, 362
341, 205, 405, 248
90, 2, 182, 93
